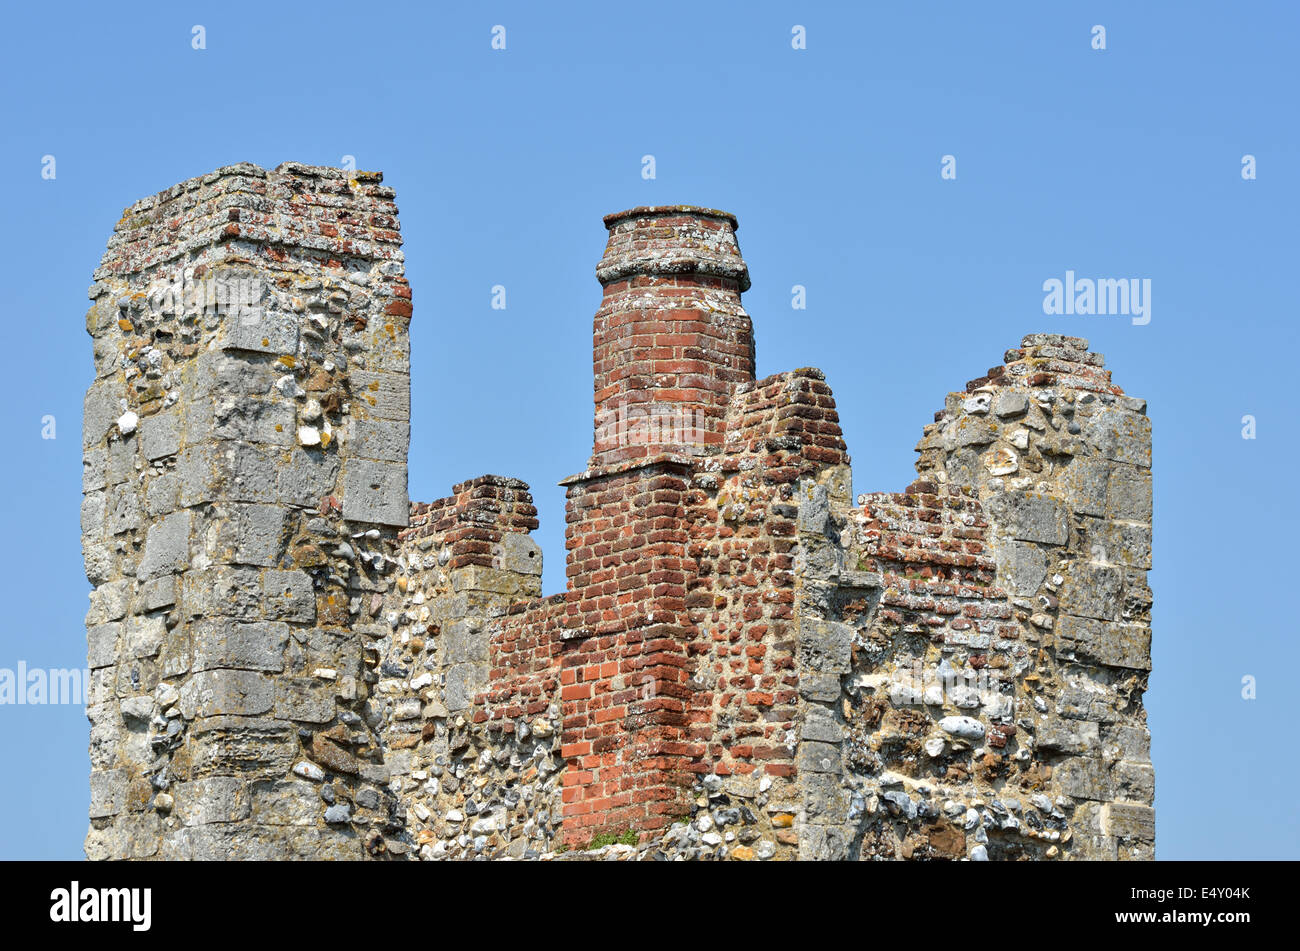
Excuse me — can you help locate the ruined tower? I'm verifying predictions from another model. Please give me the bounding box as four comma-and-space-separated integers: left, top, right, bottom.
83, 163, 412, 858
84, 173, 1153, 860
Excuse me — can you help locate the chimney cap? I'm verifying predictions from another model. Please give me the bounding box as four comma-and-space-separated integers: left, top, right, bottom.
602, 205, 739, 230
597, 205, 749, 290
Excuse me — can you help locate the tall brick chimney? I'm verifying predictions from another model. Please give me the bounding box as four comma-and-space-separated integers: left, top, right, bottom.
591, 207, 754, 465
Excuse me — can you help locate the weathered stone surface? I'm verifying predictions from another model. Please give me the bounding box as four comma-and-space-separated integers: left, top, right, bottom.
174, 777, 252, 826
995, 540, 1047, 595
192, 620, 289, 672
799, 618, 852, 673
984, 491, 1069, 545
1058, 563, 1122, 621
140, 510, 193, 578
179, 670, 275, 718
1107, 465, 1151, 521
1036, 718, 1100, 755
1057, 615, 1152, 670
1101, 802, 1155, 838
1084, 409, 1151, 468
342, 459, 408, 526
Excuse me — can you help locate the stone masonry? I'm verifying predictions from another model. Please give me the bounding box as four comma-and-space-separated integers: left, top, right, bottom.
83, 168, 1153, 861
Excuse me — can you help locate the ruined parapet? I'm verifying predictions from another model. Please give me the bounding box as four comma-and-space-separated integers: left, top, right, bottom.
669, 369, 852, 859
83, 163, 412, 859
789, 333, 1153, 861
920, 334, 1154, 858
374, 477, 561, 859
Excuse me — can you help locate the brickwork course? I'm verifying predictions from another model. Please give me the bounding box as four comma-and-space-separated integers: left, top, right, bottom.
82, 165, 1154, 861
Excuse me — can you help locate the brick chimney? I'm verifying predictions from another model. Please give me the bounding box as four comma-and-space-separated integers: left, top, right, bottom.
591, 207, 754, 465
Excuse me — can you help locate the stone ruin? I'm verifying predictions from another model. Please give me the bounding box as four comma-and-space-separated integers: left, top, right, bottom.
81, 163, 1154, 860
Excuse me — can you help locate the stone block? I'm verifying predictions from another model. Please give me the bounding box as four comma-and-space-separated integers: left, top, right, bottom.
797, 740, 842, 775
444, 619, 489, 664
802, 705, 844, 743
125, 616, 166, 660
217, 307, 297, 355
799, 823, 851, 861
1061, 458, 1109, 517
1090, 519, 1152, 570
1083, 409, 1151, 468
140, 410, 181, 461
799, 671, 841, 703
350, 370, 410, 421
215, 442, 279, 504
145, 470, 181, 516
341, 459, 408, 526
1101, 802, 1155, 839
140, 509, 193, 577
194, 396, 295, 447
995, 540, 1047, 596
251, 780, 321, 826
351, 417, 409, 463
278, 449, 341, 507
183, 716, 297, 780
799, 618, 852, 674
193, 350, 276, 400
984, 491, 1068, 545
179, 669, 275, 718
500, 532, 543, 577
140, 575, 179, 612
444, 662, 487, 712
177, 445, 218, 506
87, 622, 121, 669
206, 503, 287, 567
1058, 563, 1121, 621
803, 774, 847, 821
274, 678, 337, 723
174, 776, 252, 826
262, 570, 316, 622
83, 380, 119, 447
1034, 718, 1099, 755
1107, 465, 1151, 522
192, 619, 289, 672
1055, 756, 1111, 800
993, 390, 1029, 418
83, 448, 107, 492
86, 579, 130, 625
1057, 615, 1151, 670
1111, 760, 1155, 804
184, 567, 262, 620
89, 768, 126, 818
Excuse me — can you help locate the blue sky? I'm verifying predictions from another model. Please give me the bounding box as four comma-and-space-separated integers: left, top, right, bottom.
1, 1, 1295, 859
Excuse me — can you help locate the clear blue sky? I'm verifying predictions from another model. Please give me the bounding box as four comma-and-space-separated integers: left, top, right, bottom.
1, 1, 1295, 860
